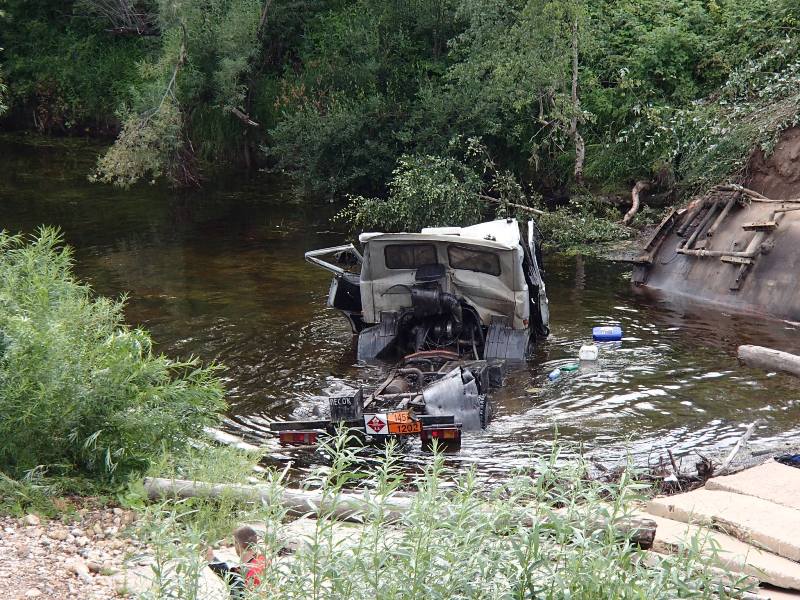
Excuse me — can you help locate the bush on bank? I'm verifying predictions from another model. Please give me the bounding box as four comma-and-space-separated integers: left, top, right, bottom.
0, 229, 226, 481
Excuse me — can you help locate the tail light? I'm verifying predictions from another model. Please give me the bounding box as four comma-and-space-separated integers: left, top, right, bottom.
278, 430, 319, 446
421, 426, 462, 451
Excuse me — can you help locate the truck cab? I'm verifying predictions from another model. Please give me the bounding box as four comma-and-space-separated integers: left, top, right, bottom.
306, 218, 549, 361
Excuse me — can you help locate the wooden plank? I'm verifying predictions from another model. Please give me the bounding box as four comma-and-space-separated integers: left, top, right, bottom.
707, 461, 800, 511
743, 220, 778, 231
647, 489, 800, 562
641, 513, 800, 590
721, 255, 754, 265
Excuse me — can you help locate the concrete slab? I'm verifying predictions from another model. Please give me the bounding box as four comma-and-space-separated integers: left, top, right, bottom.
758, 586, 800, 599
646, 489, 800, 562
707, 461, 800, 511
639, 513, 800, 590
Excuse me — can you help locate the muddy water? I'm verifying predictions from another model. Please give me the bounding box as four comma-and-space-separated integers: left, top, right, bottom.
2, 135, 800, 479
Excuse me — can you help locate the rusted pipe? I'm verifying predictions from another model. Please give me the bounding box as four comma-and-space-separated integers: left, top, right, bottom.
677, 247, 759, 258
706, 195, 737, 237
676, 199, 707, 237
397, 368, 426, 389
683, 200, 719, 249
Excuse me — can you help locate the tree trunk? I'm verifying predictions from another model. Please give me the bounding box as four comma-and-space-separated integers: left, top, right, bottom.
143, 477, 657, 548
570, 19, 584, 186
143, 477, 412, 523
623, 180, 650, 225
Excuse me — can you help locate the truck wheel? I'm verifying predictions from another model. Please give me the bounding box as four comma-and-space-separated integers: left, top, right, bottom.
478, 394, 491, 429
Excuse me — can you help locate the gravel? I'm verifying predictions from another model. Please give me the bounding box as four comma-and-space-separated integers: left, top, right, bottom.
0, 508, 138, 600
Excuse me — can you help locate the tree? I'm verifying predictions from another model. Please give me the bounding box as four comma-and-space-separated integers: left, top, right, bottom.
92, 0, 269, 187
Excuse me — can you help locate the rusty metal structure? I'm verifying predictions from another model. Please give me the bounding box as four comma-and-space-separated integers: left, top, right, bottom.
630, 184, 800, 322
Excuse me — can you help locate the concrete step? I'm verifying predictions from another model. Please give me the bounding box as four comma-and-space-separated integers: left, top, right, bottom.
707, 461, 800, 511
641, 513, 800, 590
646, 489, 800, 562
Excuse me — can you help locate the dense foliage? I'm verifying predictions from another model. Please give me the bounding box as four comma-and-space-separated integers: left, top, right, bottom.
2, 0, 800, 236
0, 229, 226, 481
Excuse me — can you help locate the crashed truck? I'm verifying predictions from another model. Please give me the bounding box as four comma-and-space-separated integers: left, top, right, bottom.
270, 218, 550, 450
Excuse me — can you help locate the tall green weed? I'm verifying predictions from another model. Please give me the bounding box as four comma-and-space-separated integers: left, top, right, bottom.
136, 434, 745, 599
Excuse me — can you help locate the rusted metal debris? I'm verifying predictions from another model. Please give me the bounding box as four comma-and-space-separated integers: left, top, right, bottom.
628, 184, 800, 320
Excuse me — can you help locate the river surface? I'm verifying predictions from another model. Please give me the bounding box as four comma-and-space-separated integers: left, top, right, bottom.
2, 135, 800, 480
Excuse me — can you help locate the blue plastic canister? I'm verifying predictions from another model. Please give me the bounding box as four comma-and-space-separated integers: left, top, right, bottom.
592, 326, 623, 341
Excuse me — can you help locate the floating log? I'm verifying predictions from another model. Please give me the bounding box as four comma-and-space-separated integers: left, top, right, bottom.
143, 477, 411, 523
738, 345, 800, 378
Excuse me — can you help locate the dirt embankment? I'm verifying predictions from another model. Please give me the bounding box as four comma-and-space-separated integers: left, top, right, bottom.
746, 127, 800, 199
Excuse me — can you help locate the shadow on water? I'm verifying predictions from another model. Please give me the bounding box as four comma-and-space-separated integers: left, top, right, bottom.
3, 134, 799, 481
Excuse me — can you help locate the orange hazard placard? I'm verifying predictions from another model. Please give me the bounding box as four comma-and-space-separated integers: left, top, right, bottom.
387, 411, 421, 435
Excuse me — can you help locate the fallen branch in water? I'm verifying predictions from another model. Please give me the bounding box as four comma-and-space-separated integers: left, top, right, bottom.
738, 344, 800, 378
718, 421, 759, 476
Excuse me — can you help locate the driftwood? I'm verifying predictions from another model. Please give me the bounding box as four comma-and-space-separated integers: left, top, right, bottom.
143, 477, 412, 523
718, 421, 759, 476
739, 344, 800, 378
622, 180, 651, 225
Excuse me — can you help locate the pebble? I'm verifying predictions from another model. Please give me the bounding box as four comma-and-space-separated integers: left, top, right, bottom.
66, 557, 92, 584
0, 508, 139, 600
87, 562, 102, 574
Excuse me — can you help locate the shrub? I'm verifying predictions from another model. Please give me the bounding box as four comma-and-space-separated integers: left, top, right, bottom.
535, 196, 631, 254
338, 153, 485, 233
0, 228, 226, 481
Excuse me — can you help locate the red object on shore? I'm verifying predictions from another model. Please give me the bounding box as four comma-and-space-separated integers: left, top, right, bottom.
245, 554, 268, 587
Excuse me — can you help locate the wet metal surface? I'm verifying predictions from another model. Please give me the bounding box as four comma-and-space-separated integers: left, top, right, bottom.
2, 135, 800, 480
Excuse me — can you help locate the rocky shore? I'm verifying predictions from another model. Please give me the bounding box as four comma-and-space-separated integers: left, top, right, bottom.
0, 508, 138, 600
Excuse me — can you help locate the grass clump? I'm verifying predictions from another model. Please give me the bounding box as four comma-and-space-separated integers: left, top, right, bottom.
0, 228, 226, 483
135, 433, 745, 599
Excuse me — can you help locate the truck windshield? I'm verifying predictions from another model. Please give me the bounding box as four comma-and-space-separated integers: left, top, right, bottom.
447, 245, 501, 276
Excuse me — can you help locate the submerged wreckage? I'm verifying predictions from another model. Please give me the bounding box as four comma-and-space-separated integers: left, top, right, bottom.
270, 218, 550, 450
630, 183, 800, 322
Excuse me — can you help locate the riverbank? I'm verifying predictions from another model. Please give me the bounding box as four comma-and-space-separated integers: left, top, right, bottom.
7, 439, 800, 599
